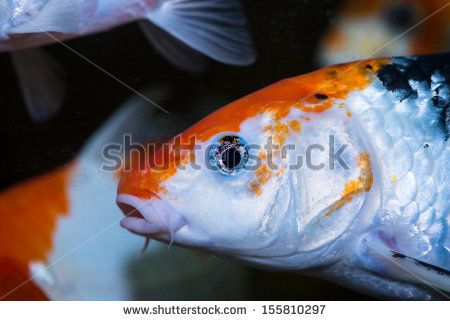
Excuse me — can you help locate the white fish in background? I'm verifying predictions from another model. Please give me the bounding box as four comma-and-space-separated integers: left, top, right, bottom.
0, 0, 256, 121
118, 53, 450, 300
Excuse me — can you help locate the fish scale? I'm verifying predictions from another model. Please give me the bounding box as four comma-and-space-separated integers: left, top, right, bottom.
349, 58, 449, 269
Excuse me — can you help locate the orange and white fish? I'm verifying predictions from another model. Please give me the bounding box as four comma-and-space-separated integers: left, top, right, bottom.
118, 53, 450, 299
0, 85, 192, 300
0, 86, 249, 300
0, 92, 155, 300
319, 0, 450, 65
0, 0, 256, 122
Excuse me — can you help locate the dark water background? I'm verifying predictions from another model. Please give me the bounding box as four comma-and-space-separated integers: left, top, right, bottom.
0, 0, 373, 299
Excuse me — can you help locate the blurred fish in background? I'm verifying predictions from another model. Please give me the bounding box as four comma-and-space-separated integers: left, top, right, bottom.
0, 0, 256, 122
318, 0, 450, 65
0, 86, 250, 300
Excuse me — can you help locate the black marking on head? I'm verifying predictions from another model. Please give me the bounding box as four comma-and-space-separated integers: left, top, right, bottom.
424, 143, 430, 149
377, 53, 450, 139
377, 64, 418, 101
315, 93, 328, 100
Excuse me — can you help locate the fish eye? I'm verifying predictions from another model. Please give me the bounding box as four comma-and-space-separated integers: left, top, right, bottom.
383, 4, 417, 31
210, 135, 249, 175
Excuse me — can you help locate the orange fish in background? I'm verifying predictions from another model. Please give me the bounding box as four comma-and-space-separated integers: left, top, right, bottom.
0, 87, 172, 300
0, 85, 248, 300
0, 166, 72, 300
318, 0, 450, 65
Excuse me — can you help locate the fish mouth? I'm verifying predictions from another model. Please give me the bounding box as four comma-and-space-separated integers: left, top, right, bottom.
117, 193, 186, 244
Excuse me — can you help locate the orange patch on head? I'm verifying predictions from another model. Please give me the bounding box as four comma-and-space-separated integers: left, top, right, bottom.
289, 120, 302, 132
292, 61, 385, 113
275, 167, 285, 177
250, 164, 271, 196
0, 165, 73, 266
324, 152, 373, 217
273, 122, 290, 146
115, 137, 167, 180
121, 58, 386, 199
118, 136, 196, 199
262, 119, 299, 160
180, 58, 386, 143
119, 160, 173, 200
341, 152, 373, 200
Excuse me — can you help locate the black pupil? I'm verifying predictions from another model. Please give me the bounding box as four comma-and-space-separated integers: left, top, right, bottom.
222, 148, 241, 169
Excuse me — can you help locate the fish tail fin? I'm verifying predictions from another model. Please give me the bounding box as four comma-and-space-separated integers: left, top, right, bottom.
139, 20, 207, 73
144, 0, 256, 67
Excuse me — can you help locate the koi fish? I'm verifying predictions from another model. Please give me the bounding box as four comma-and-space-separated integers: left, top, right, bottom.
0, 0, 256, 122
319, 0, 450, 65
0, 85, 249, 300
118, 53, 450, 299
0, 91, 152, 300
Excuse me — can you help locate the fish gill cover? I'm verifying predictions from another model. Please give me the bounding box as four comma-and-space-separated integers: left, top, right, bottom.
376, 52, 450, 139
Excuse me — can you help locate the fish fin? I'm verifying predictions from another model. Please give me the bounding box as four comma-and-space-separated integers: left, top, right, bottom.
145, 0, 256, 66
8, 0, 80, 35
0, 257, 48, 300
139, 21, 207, 73
355, 232, 450, 294
11, 48, 66, 122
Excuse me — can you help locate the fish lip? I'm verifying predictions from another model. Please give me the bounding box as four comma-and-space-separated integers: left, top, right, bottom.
117, 193, 186, 240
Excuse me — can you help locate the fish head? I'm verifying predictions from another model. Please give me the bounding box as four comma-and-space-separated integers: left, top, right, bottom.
116, 105, 295, 258
318, 0, 450, 65
117, 61, 384, 268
